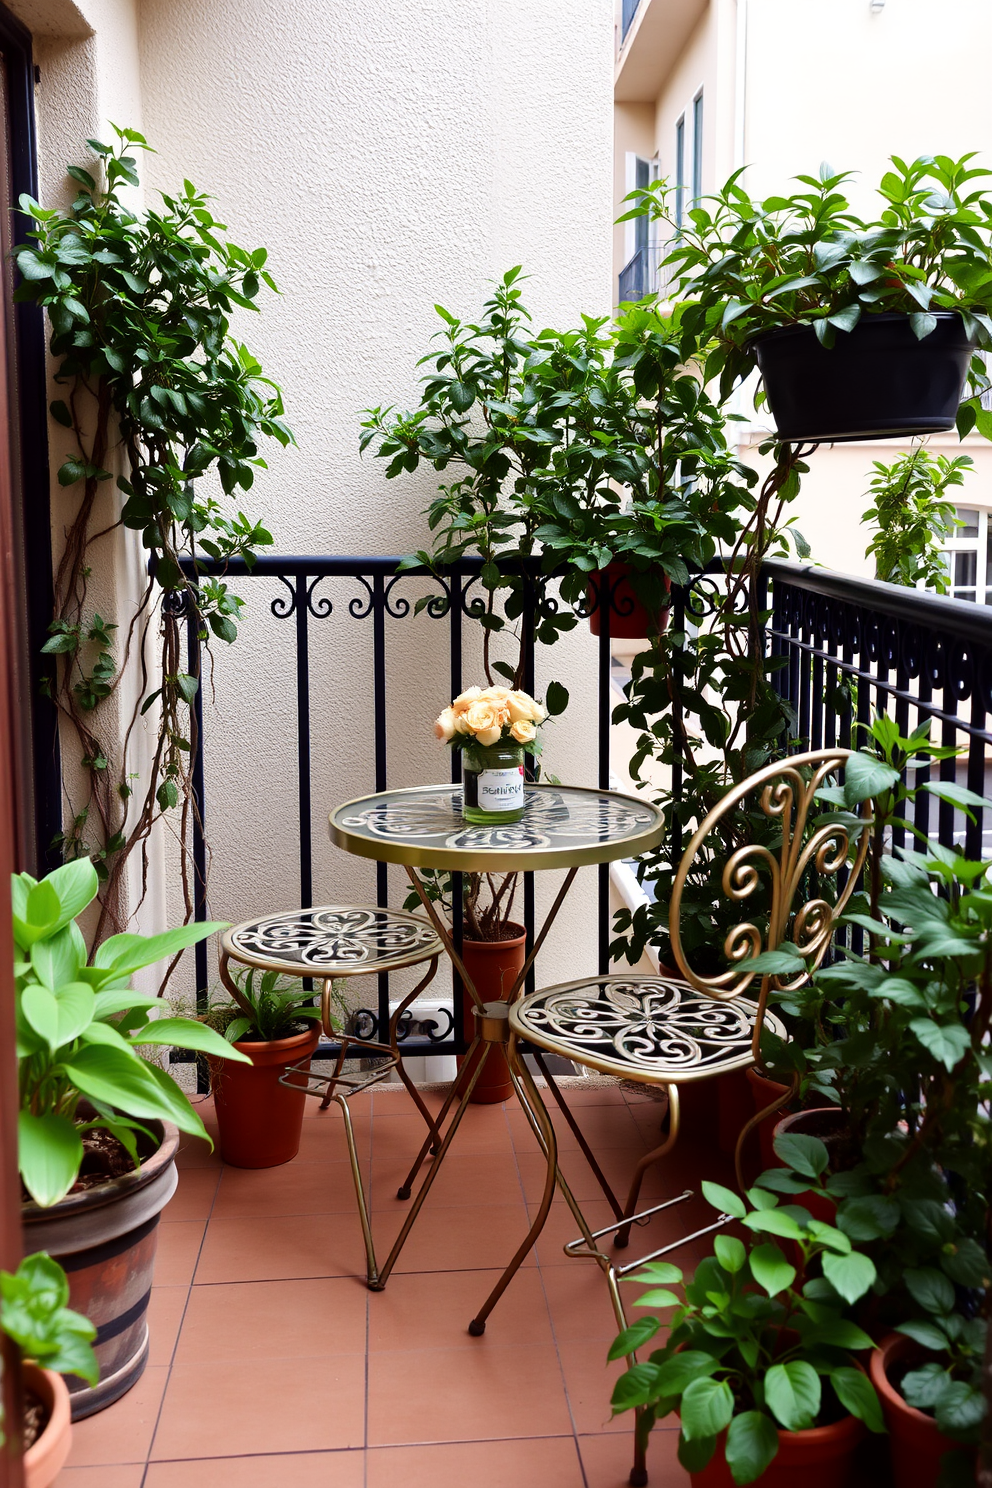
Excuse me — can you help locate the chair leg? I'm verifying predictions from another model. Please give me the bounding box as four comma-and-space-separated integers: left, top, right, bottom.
614, 1085, 681, 1249
394, 1034, 481, 1199
333, 1091, 378, 1285
732, 1071, 799, 1190
534, 1053, 625, 1222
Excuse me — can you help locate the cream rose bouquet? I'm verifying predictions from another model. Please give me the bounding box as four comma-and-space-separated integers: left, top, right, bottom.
434, 685, 549, 756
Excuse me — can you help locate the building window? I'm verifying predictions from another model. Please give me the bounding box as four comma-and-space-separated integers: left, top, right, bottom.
674, 114, 685, 228
692, 90, 704, 206
941, 507, 992, 604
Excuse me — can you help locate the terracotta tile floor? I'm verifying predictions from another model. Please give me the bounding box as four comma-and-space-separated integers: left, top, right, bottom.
56, 1079, 739, 1488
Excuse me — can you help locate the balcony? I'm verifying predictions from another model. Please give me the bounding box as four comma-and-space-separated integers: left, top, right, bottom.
615, 0, 709, 103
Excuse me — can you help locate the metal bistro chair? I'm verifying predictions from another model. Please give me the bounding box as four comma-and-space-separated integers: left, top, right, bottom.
219, 904, 443, 1286
467, 750, 873, 1486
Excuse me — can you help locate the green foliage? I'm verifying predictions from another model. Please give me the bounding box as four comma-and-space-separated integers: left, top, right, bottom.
0, 1252, 98, 1400
204, 966, 327, 1044
862, 446, 972, 592
623, 155, 992, 423
609, 1151, 884, 1486
13, 126, 291, 935
15, 858, 246, 1206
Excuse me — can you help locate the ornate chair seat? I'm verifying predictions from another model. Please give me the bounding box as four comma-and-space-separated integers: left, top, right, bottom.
222, 903, 443, 978
510, 974, 786, 1085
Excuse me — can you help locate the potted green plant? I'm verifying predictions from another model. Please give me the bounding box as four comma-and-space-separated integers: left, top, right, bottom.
609, 1158, 884, 1486
1, 1251, 98, 1487
16, 858, 245, 1415
624, 154, 992, 442
861, 446, 972, 592
204, 967, 330, 1166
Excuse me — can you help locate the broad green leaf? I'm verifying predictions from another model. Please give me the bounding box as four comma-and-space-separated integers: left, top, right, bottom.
908, 1019, 970, 1072
942, 1237, 990, 1289
701, 1180, 746, 1219
905, 1267, 955, 1316
806, 1220, 851, 1254
714, 1234, 747, 1274
634, 1288, 681, 1309
21, 984, 59, 1049
63, 1045, 185, 1124
901, 1362, 954, 1412
627, 1261, 683, 1286
934, 1381, 987, 1434
29, 923, 85, 989
822, 1249, 876, 1304
843, 752, 899, 806
765, 1359, 820, 1431
19, 1111, 84, 1206
93, 920, 228, 975
608, 1316, 660, 1360
93, 991, 163, 1019
43, 858, 100, 930
748, 1243, 796, 1297
896, 1319, 949, 1351
771, 1132, 829, 1179
831, 1367, 884, 1433
804, 1314, 875, 1351
743, 1209, 804, 1241
610, 1361, 663, 1412
836, 1195, 899, 1242
130, 1017, 251, 1063
52, 982, 96, 1045
138, 1057, 214, 1141
725, 1411, 779, 1485
680, 1376, 735, 1440
677, 1433, 717, 1474
653, 1351, 722, 1396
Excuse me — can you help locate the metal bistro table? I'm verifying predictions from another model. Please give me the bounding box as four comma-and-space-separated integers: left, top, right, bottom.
329, 781, 665, 1292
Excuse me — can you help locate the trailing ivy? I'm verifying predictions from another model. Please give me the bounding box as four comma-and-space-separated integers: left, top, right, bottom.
14, 126, 292, 944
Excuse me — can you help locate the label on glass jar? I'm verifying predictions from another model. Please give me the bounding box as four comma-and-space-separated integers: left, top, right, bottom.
477, 765, 525, 812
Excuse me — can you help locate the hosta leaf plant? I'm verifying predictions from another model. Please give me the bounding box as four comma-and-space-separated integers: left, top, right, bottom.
622, 153, 992, 423
16, 858, 248, 1206
609, 1163, 884, 1485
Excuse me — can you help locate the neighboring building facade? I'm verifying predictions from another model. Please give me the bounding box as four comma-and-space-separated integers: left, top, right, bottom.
613, 0, 992, 583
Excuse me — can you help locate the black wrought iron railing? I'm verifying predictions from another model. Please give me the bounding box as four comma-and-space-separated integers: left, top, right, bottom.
175, 552, 992, 1080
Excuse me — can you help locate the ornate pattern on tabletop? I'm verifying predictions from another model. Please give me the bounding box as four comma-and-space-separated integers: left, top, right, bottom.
226, 906, 441, 975
511, 976, 786, 1082
332, 784, 661, 869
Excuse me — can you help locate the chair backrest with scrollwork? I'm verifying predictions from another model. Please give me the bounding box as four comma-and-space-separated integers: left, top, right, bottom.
667, 749, 872, 1042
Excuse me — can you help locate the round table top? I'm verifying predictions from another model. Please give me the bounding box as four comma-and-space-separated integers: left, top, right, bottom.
329, 782, 665, 873
221, 904, 443, 977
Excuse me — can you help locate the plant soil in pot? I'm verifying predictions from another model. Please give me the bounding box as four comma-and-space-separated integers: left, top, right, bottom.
209, 1023, 320, 1168
870, 1332, 975, 1488
459, 923, 527, 1104
21, 1120, 180, 1419
22, 1363, 73, 1488
752, 311, 975, 444
689, 1410, 866, 1488
588, 560, 672, 639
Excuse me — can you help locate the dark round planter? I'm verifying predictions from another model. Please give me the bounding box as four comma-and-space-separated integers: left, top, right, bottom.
458, 924, 527, 1104
208, 1024, 320, 1168
752, 311, 975, 444
870, 1333, 975, 1488
587, 561, 672, 639
22, 1120, 180, 1419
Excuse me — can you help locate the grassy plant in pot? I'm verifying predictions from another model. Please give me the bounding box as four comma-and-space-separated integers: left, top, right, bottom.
204, 967, 328, 1166
1, 1252, 98, 1487
16, 859, 243, 1416
609, 1164, 884, 1487
624, 154, 992, 443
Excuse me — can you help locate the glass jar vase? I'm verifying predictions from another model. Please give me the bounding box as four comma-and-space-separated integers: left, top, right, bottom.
461, 742, 526, 825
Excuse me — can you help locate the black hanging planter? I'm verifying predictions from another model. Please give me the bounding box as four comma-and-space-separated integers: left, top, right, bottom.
751, 310, 976, 444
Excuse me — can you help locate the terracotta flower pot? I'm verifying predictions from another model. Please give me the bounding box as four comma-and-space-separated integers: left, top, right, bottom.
22, 1363, 72, 1488
21, 1120, 179, 1419
209, 1024, 320, 1167
458, 924, 527, 1104
870, 1332, 975, 1488
690, 1409, 866, 1487
747, 1067, 793, 1170
587, 560, 672, 639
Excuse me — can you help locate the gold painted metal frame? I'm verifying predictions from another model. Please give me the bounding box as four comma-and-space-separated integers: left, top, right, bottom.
329, 781, 666, 873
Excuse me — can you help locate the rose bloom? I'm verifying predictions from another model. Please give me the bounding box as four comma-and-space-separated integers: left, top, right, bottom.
507, 689, 545, 724
509, 718, 536, 744
434, 706, 458, 742
452, 687, 482, 717
464, 696, 509, 748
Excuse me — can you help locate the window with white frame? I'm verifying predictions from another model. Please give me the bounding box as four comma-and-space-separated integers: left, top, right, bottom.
692, 90, 704, 205
940, 507, 992, 604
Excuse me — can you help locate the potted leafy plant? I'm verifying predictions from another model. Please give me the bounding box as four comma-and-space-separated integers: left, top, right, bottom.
16, 858, 244, 1416
204, 966, 329, 1167
609, 1158, 884, 1486
623, 154, 992, 443
1, 1251, 98, 1487
861, 446, 972, 592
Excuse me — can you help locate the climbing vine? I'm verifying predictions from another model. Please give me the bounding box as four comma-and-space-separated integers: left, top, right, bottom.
13, 126, 292, 944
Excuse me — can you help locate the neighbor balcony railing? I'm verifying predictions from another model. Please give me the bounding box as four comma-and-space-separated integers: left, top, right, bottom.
174, 553, 992, 1082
